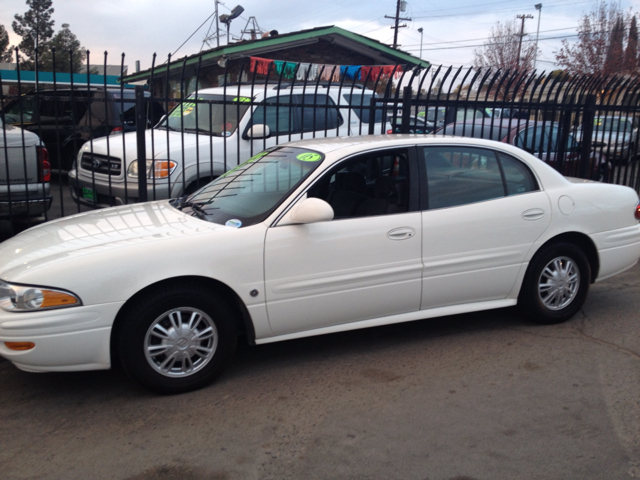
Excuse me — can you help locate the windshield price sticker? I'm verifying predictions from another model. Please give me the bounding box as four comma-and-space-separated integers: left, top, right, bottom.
233, 97, 251, 103
170, 103, 195, 117
296, 152, 322, 162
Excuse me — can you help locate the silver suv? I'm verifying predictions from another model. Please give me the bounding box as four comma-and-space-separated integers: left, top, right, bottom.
0, 117, 51, 218
69, 84, 386, 208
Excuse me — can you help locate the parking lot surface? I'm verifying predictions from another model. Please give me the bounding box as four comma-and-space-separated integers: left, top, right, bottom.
1, 257, 639, 479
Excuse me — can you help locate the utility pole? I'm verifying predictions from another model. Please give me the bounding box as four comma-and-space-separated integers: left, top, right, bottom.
516, 14, 534, 68
385, 0, 412, 49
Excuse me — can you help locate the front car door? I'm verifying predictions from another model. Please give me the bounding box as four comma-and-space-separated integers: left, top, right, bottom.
263, 147, 423, 337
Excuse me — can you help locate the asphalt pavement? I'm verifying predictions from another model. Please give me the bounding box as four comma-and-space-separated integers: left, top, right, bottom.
1, 257, 640, 479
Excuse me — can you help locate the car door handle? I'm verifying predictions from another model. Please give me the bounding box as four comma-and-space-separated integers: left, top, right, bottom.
387, 227, 416, 240
522, 208, 545, 221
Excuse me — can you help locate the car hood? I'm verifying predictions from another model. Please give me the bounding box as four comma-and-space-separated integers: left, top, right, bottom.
81, 128, 230, 164
0, 200, 226, 281
0, 124, 40, 148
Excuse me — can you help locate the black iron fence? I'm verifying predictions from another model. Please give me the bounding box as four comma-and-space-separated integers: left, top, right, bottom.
2, 51, 640, 236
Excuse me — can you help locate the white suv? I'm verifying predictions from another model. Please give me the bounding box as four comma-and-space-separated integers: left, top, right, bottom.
69, 84, 385, 207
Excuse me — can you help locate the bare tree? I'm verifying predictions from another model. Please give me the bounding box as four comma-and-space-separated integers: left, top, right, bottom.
555, 2, 630, 76
473, 19, 537, 72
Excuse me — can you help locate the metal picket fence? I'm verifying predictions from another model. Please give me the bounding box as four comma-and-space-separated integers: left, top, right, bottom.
2, 49, 640, 236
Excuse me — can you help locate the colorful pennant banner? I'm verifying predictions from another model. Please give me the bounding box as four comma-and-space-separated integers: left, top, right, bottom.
249, 57, 404, 82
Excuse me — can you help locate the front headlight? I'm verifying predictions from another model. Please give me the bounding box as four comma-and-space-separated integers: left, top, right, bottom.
127, 160, 177, 179
0, 280, 81, 312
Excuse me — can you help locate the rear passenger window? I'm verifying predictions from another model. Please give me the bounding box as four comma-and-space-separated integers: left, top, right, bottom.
497, 152, 538, 195
423, 147, 537, 210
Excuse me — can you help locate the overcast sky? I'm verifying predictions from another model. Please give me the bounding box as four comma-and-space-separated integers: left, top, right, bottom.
2, 0, 640, 72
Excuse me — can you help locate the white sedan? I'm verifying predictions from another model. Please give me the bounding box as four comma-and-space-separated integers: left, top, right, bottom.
1, 136, 640, 394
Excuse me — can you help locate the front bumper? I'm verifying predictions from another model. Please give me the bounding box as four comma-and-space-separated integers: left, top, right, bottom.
68, 168, 172, 208
0, 301, 123, 372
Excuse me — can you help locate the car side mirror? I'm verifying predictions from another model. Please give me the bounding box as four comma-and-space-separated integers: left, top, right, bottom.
246, 124, 271, 139
279, 197, 334, 226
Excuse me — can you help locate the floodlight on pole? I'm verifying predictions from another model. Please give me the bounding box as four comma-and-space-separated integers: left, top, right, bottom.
220, 5, 244, 44
534, 4, 542, 71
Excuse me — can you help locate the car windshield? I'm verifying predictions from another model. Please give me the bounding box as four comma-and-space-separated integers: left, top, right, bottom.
159, 94, 252, 136
422, 107, 445, 123
595, 118, 632, 132
172, 146, 324, 227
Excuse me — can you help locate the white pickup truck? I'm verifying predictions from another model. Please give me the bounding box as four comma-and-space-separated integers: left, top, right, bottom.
69, 84, 386, 207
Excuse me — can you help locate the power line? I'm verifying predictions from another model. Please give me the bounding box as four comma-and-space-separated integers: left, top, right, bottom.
409, 32, 581, 52
399, 26, 578, 47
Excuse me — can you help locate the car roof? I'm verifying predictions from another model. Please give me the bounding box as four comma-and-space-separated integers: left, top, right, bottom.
278, 133, 530, 155
195, 83, 375, 98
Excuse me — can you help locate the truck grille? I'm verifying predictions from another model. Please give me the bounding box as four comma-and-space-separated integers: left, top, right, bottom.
81, 152, 122, 175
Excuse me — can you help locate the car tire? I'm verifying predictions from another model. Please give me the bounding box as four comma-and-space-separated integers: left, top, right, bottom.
117, 283, 237, 394
519, 242, 591, 325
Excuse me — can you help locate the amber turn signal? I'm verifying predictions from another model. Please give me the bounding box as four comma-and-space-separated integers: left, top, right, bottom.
5, 342, 35, 351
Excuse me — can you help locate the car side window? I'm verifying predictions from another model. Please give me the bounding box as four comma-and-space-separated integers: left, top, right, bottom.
423, 146, 504, 210
251, 94, 342, 136
307, 149, 410, 219
515, 126, 550, 153
422, 147, 538, 210
298, 94, 342, 132
251, 95, 294, 135
496, 152, 539, 195
4, 96, 37, 123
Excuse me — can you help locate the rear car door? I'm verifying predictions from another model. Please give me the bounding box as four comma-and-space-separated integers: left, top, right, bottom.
419, 145, 551, 309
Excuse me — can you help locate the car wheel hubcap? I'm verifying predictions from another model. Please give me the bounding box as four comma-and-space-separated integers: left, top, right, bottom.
144, 307, 218, 377
537, 256, 580, 311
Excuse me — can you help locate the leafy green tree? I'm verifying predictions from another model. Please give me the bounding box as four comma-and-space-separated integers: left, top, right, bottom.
0, 24, 14, 62
39, 23, 86, 73
12, 0, 55, 69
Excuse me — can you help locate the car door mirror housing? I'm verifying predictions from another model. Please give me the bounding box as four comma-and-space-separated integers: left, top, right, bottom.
280, 197, 334, 225
246, 124, 271, 139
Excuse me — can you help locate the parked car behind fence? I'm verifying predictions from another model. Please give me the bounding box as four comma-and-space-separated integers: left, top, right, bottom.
435, 119, 611, 182
0, 117, 51, 218
69, 83, 387, 209
576, 116, 640, 165
1, 87, 165, 171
